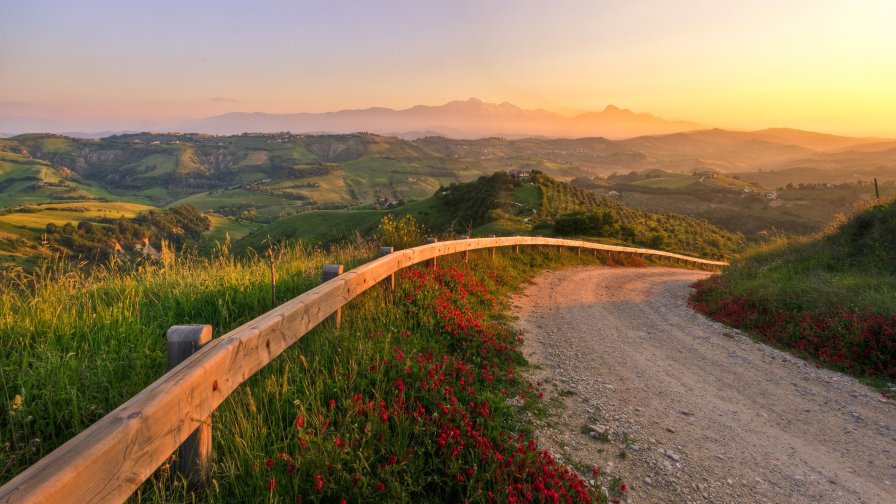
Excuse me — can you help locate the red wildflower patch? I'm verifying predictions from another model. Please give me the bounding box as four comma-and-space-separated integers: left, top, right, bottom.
256, 259, 613, 502
690, 277, 896, 380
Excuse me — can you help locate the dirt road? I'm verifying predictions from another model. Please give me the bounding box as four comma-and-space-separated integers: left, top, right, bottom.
513, 267, 896, 504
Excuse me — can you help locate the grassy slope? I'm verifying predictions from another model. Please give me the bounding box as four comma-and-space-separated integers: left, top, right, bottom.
706, 201, 896, 314
0, 150, 115, 207
690, 200, 896, 382
236, 174, 742, 260
0, 201, 155, 233
1, 244, 633, 502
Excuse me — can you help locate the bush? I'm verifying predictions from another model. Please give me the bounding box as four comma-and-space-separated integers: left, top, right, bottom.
553, 210, 621, 238
372, 214, 427, 250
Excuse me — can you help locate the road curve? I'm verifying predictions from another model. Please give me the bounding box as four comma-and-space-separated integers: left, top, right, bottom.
513, 266, 896, 504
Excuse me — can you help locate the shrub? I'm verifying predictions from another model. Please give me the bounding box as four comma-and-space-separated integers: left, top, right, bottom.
372, 214, 427, 250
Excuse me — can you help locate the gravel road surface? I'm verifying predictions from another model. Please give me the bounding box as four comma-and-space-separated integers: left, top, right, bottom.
513, 266, 896, 504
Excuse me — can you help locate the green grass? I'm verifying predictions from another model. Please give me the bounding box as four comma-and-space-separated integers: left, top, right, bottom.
0, 242, 376, 484
513, 184, 542, 207
237, 210, 386, 250
201, 215, 257, 251
689, 200, 896, 383
0, 202, 155, 232
1, 242, 635, 501
631, 175, 693, 189
169, 188, 304, 220
707, 200, 896, 314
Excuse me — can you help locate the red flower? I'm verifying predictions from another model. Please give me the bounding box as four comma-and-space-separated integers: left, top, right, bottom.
376, 482, 386, 491
265, 457, 275, 469
295, 415, 304, 429
267, 479, 276, 491
620, 482, 627, 493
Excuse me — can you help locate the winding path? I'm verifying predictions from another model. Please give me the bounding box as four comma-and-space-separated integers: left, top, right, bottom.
513, 267, 896, 504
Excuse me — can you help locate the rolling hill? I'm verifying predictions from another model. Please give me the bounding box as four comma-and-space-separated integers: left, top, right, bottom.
236, 172, 743, 260
2, 128, 893, 257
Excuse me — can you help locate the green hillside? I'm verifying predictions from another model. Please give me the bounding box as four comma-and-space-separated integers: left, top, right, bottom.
238, 172, 742, 260
691, 199, 896, 381
4, 131, 885, 251
0, 145, 119, 206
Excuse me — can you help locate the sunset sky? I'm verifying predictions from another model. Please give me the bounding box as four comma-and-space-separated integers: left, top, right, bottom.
1, 0, 894, 136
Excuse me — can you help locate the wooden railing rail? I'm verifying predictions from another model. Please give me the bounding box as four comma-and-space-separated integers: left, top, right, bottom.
0, 237, 727, 503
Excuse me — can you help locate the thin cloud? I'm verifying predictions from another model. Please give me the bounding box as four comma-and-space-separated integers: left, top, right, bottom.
209, 97, 239, 103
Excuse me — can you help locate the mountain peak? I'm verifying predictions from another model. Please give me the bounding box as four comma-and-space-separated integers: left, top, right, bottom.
192, 98, 702, 139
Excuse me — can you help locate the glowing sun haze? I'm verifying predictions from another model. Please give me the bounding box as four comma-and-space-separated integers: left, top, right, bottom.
1, 0, 894, 136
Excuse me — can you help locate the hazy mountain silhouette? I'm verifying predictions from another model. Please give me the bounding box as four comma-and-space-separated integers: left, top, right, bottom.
184, 98, 702, 139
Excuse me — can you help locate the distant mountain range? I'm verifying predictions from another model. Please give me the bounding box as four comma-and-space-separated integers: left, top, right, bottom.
182, 98, 703, 139
5, 98, 894, 147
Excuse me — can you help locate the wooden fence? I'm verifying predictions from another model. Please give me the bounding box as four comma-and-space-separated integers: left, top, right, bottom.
0, 237, 727, 503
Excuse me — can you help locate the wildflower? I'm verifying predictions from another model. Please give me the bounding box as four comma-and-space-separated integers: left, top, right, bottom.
265, 457, 275, 469
295, 415, 304, 429
267, 479, 276, 491
376, 482, 386, 491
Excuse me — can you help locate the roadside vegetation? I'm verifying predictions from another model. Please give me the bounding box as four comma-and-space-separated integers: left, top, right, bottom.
1, 222, 660, 501
690, 199, 896, 384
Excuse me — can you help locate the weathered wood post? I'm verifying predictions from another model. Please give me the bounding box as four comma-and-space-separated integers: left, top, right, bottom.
426, 237, 438, 269
489, 235, 496, 259
379, 246, 394, 289
459, 235, 470, 261
322, 264, 344, 327
166, 324, 213, 488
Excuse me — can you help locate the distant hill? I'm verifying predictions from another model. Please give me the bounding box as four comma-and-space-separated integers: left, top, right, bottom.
749, 128, 887, 151
185, 98, 702, 139
2, 130, 892, 248
238, 172, 743, 260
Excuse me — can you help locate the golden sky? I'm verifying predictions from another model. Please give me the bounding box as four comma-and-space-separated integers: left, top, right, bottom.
1, 0, 894, 136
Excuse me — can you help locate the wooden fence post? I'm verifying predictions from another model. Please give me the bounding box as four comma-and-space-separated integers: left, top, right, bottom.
379, 246, 394, 289
166, 324, 213, 489
426, 238, 438, 269
489, 235, 496, 259
459, 235, 470, 261
322, 264, 344, 327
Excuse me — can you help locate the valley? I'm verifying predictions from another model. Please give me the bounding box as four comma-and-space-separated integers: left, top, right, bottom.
1, 127, 893, 267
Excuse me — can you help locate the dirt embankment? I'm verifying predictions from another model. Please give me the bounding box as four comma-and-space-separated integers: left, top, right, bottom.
513, 266, 895, 504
